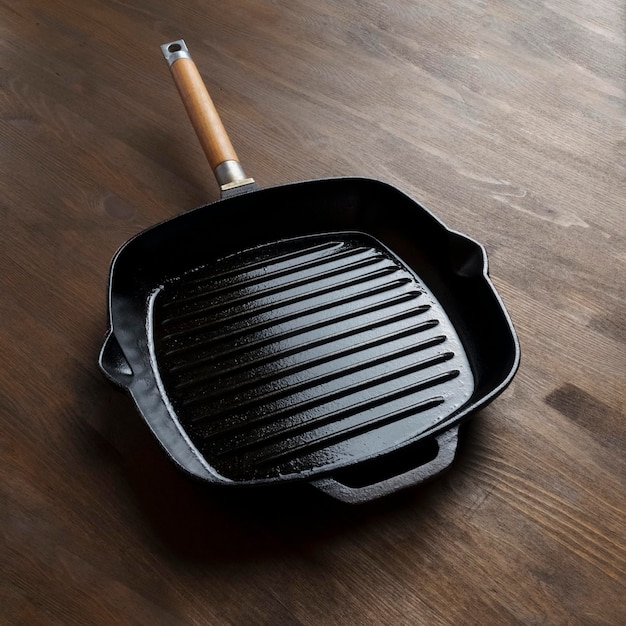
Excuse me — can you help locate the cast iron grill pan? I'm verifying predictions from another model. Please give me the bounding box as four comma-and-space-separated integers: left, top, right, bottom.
99, 40, 520, 502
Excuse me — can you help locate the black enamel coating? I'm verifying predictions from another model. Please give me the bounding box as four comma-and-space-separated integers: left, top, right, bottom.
100, 177, 520, 499
151, 232, 474, 482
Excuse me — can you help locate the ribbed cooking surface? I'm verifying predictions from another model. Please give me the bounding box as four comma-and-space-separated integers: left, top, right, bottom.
151, 234, 473, 481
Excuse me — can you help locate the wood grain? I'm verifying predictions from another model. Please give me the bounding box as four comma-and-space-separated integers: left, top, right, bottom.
168, 55, 240, 171
1, 0, 625, 624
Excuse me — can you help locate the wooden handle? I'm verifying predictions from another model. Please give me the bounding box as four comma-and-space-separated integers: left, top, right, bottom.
162, 40, 254, 190
168, 56, 238, 170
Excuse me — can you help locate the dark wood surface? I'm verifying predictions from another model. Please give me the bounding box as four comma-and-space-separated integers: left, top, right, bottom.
2, 0, 625, 624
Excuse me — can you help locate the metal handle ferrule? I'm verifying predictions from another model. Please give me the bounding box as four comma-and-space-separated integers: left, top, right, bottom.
161, 39, 192, 66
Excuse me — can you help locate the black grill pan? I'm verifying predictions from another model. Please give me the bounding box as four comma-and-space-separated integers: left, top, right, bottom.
99, 40, 520, 503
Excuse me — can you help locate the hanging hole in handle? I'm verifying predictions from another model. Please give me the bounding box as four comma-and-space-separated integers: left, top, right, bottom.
168, 43, 182, 53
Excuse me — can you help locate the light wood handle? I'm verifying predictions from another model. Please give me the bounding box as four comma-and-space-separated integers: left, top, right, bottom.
168, 56, 238, 170
162, 40, 254, 190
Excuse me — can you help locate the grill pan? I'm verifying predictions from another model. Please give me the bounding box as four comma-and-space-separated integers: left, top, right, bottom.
99, 40, 520, 503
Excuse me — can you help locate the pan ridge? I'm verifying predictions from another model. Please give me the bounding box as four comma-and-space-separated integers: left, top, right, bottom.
161, 241, 373, 308
145, 233, 476, 481
176, 332, 449, 407
166, 303, 433, 375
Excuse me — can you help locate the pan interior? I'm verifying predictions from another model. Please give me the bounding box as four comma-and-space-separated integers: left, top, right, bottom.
150, 232, 474, 482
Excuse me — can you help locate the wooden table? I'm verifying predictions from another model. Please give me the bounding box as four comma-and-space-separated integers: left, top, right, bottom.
2, 1, 624, 623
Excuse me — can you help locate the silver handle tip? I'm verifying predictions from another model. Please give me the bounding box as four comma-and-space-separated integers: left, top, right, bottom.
161, 39, 191, 65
